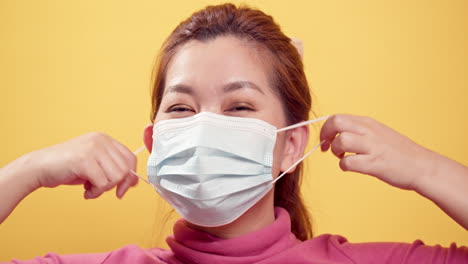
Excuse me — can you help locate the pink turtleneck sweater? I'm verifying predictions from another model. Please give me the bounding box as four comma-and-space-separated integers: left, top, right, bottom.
4, 208, 468, 263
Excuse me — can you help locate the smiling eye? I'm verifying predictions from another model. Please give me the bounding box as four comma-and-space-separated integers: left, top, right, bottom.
166, 104, 195, 113
226, 102, 256, 113
230, 106, 254, 111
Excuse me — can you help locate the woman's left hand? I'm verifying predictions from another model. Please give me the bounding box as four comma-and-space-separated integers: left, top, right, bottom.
320, 114, 468, 229
320, 114, 437, 191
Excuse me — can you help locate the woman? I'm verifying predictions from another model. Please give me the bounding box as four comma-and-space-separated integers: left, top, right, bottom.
1, 3, 467, 263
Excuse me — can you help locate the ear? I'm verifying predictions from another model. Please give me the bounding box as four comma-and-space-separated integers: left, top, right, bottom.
279, 125, 309, 174
143, 124, 154, 153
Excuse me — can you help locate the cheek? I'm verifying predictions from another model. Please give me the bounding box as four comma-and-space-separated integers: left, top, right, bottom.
271, 134, 287, 178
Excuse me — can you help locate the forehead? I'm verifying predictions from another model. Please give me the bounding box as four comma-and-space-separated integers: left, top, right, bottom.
165, 36, 272, 90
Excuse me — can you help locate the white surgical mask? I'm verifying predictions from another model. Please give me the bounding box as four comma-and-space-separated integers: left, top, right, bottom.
145, 112, 327, 227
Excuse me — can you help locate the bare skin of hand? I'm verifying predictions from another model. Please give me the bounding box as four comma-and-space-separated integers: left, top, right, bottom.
30, 132, 139, 199
320, 114, 436, 190
320, 114, 468, 229
0, 132, 138, 223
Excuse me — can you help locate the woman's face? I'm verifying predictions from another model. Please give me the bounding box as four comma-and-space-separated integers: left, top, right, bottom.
154, 35, 292, 178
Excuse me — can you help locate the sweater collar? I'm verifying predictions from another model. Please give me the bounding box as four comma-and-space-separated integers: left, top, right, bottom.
166, 207, 299, 263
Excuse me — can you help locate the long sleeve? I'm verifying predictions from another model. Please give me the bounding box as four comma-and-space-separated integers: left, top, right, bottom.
336, 237, 468, 263
1, 244, 165, 264
3, 252, 109, 264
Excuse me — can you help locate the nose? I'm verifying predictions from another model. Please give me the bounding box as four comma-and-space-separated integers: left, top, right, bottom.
198, 106, 223, 115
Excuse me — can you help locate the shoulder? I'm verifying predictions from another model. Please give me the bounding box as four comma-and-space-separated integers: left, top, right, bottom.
4, 244, 169, 264
300, 234, 468, 264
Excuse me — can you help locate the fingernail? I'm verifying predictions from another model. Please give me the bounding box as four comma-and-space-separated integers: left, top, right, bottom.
321, 143, 327, 151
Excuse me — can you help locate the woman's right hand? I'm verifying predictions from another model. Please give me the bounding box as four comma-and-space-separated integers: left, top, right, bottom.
11, 132, 139, 199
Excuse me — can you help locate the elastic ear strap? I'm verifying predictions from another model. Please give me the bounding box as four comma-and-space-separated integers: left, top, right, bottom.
131, 146, 151, 185
130, 170, 150, 184
133, 146, 146, 155
270, 140, 325, 185
277, 116, 329, 132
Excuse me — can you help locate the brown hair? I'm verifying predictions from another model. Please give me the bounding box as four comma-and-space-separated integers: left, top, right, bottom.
150, 3, 313, 240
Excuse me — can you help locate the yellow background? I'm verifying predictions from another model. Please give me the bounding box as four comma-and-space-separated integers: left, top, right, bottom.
1, 0, 467, 261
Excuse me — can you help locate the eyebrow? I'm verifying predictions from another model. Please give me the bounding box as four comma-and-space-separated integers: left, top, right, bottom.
223, 81, 264, 95
165, 84, 193, 95
166, 81, 264, 95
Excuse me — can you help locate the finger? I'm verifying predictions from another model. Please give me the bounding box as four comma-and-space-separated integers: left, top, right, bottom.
82, 160, 108, 199
116, 172, 139, 199
96, 153, 124, 191
129, 171, 139, 187
320, 114, 368, 151
110, 139, 137, 172
102, 136, 139, 191
330, 132, 370, 158
339, 154, 375, 175
105, 146, 131, 184
96, 137, 137, 196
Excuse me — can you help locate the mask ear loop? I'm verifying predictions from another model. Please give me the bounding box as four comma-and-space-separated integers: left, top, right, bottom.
270, 140, 325, 186
276, 115, 329, 132
130, 146, 151, 185
270, 115, 329, 186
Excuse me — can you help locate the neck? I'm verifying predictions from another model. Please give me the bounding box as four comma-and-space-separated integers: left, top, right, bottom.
186, 191, 275, 239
